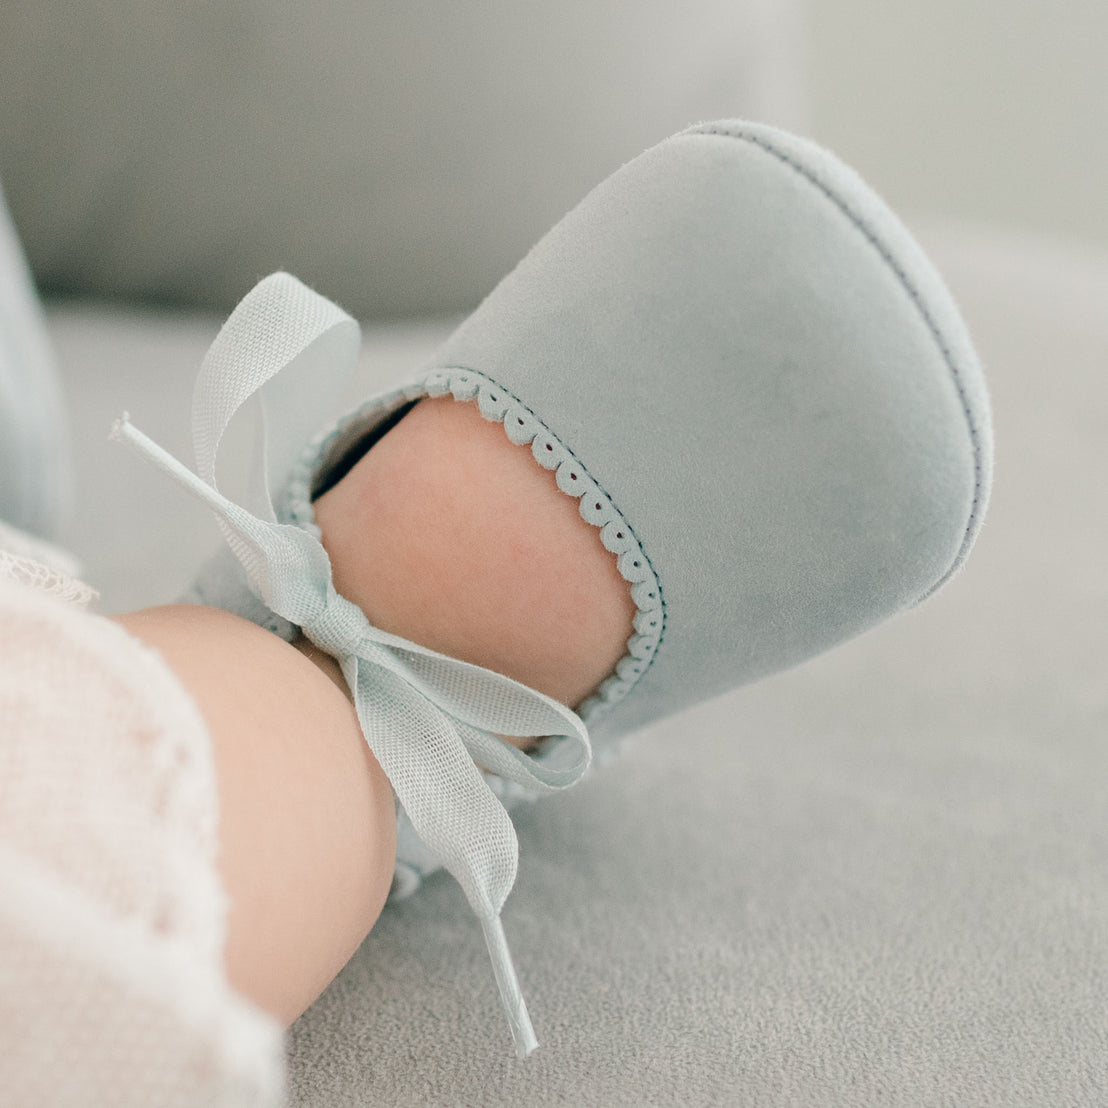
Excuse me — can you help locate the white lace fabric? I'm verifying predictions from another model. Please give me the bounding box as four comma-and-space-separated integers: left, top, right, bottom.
0, 542, 285, 1105
0, 516, 93, 601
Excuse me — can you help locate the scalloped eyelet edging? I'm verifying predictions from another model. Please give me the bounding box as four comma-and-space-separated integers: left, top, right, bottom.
280, 368, 665, 729
427, 366, 665, 724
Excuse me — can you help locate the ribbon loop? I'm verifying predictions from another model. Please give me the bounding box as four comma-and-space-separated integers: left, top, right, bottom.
192, 271, 361, 519
112, 272, 591, 1058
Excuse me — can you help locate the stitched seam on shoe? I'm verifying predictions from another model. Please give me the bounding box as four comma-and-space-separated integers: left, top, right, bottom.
688, 124, 986, 598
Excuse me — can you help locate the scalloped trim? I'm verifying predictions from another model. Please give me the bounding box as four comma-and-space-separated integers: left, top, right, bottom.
281, 368, 664, 726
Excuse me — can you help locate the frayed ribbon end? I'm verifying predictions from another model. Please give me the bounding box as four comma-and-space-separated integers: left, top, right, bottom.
481, 914, 538, 1059
108, 412, 132, 442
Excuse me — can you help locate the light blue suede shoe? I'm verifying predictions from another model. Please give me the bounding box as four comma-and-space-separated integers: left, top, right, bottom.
308, 119, 993, 745
118, 120, 992, 1055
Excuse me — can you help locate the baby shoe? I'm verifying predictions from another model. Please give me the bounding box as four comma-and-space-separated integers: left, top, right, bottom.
306, 119, 992, 746
117, 120, 992, 1055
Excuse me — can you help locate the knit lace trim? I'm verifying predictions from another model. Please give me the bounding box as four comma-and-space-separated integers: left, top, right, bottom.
0, 519, 98, 607
281, 367, 664, 729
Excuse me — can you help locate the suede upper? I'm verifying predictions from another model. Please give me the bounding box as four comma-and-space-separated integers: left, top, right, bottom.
323, 121, 992, 744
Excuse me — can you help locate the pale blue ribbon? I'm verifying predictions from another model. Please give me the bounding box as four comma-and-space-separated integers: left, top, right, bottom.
112, 273, 592, 1056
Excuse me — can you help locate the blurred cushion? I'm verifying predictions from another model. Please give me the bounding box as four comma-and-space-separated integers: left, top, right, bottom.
0, 1, 805, 319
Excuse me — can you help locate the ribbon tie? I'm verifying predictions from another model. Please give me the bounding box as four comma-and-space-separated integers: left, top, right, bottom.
112, 273, 592, 1056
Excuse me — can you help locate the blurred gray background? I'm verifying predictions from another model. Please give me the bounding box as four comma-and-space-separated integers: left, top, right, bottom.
804, 0, 1108, 257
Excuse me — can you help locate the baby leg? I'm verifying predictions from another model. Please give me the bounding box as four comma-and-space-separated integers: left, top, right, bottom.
113, 395, 635, 1024
113, 604, 396, 1027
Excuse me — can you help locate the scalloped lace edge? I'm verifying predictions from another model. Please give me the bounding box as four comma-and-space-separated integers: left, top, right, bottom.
281, 367, 664, 728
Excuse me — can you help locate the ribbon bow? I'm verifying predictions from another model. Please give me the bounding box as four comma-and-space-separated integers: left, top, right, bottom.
112, 273, 592, 1056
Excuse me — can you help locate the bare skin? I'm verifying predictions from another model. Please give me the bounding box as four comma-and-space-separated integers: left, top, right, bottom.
113, 604, 397, 1027
312, 396, 636, 715
114, 395, 635, 1025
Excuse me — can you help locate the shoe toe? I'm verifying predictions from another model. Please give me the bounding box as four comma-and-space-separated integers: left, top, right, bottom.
429, 121, 994, 735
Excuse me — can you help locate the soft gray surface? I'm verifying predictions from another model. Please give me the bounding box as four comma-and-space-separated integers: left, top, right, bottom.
49, 226, 1108, 1105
